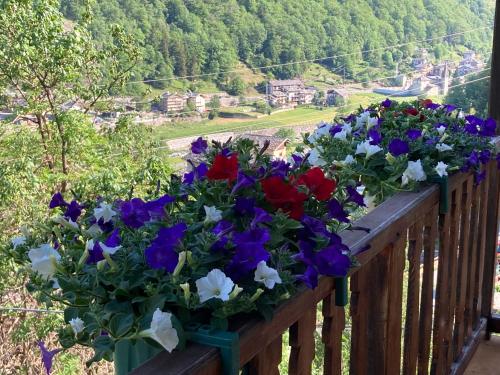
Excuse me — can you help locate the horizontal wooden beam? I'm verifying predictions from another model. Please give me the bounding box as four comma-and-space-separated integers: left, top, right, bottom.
450, 318, 487, 375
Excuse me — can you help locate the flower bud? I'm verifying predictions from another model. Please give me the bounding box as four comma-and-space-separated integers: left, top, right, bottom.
186, 251, 193, 266
97, 259, 107, 271
180, 283, 191, 303
385, 153, 396, 165
229, 284, 243, 300
250, 288, 264, 303
173, 251, 187, 277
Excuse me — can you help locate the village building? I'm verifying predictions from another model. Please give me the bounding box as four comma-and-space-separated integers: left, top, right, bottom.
187, 93, 206, 113
266, 79, 317, 107
456, 51, 484, 76
238, 133, 290, 159
326, 88, 349, 106
159, 92, 187, 113
411, 48, 431, 72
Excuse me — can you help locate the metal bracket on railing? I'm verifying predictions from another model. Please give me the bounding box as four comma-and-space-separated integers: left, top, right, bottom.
430, 175, 449, 214
334, 277, 348, 306
185, 323, 240, 375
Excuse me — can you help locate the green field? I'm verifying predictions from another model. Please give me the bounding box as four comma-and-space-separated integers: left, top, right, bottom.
153, 93, 397, 141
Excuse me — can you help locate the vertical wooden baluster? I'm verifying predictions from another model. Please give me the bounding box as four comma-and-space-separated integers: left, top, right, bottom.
430, 188, 452, 375
386, 234, 407, 375
453, 176, 473, 361
322, 290, 345, 375
418, 205, 439, 375
349, 268, 369, 375
289, 307, 316, 375
404, 221, 424, 375
445, 184, 462, 371
465, 183, 480, 340
246, 335, 282, 375
474, 167, 490, 326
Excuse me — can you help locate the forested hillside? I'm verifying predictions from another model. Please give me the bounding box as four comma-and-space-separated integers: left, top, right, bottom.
60, 0, 495, 94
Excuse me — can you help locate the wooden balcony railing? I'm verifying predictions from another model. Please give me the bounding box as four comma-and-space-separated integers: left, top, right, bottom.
131, 150, 500, 375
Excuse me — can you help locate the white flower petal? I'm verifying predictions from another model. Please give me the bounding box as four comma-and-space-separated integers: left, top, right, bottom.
196, 269, 234, 303
149, 308, 179, 353
28, 244, 61, 279
93, 202, 117, 223
254, 261, 282, 289
69, 317, 85, 335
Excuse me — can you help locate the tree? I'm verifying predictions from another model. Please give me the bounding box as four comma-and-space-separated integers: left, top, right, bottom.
0, 0, 139, 189
207, 95, 221, 119
445, 70, 490, 117
226, 76, 247, 96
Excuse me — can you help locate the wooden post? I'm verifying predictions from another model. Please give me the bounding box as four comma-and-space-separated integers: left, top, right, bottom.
488, 0, 500, 127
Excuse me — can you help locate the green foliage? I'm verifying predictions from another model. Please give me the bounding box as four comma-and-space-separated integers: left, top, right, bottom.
58, 0, 494, 90
226, 76, 247, 96
446, 69, 491, 116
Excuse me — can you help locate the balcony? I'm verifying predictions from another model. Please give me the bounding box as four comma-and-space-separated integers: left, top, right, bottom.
130, 150, 500, 374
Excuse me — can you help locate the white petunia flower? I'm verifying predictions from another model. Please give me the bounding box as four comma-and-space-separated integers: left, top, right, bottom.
367, 116, 379, 130
145, 308, 179, 353
11, 236, 26, 249
28, 244, 61, 279
435, 143, 453, 152
100, 242, 122, 256
254, 261, 282, 289
308, 123, 331, 144
85, 224, 103, 237
402, 160, 427, 186
356, 185, 366, 195
356, 111, 374, 129
196, 269, 234, 303
343, 155, 356, 165
308, 147, 326, 166
69, 317, 85, 335
364, 194, 377, 211
93, 202, 116, 223
435, 161, 449, 177
355, 140, 383, 158
333, 129, 348, 141
204, 206, 223, 224
436, 126, 446, 136
52, 215, 79, 230
458, 111, 465, 119
342, 123, 353, 135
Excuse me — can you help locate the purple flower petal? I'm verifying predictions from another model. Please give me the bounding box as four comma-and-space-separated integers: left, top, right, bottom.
64, 200, 83, 222
406, 129, 422, 140
145, 223, 187, 271
49, 192, 67, 209
38, 341, 62, 375
231, 172, 255, 194
250, 207, 272, 229
297, 265, 318, 289
234, 197, 255, 215
119, 198, 150, 228
346, 186, 365, 207
327, 199, 350, 223
367, 129, 382, 145
388, 138, 410, 156
381, 98, 392, 108
191, 137, 208, 154
315, 245, 351, 277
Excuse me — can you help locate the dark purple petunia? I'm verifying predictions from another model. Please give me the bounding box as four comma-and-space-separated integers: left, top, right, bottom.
479, 150, 491, 164
87, 241, 105, 264
443, 104, 457, 113
381, 98, 392, 108
145, 195, 175, 219
89, 217, 114, 233
329, 125, 343, 136
145, 223, 187, 272
479, 118, 497, 137
468, 151, 480, 166
183, 162, 208, 185
426, 103, 441, 110
120, 198, 150, 228
406, 129, 422, 140
231, 172, 255, 194
49, 192, 67, 209
291, 153, 303, 165
64, 200, 83, 222
474, 171, 486, 185
226, 228, 271, 279
327, 199, 350, 223
220, 148, 232, 157
388, 138, 410, 156
269, 159, 290, 177
300, 215, 329, 239
211, 220, 234, 252
234, 197, 255, 216
425, 137, 439, 146
38, 341, 62, 375
191, 137, 208, 154
294, 240, 316, 266
297, 265, 318, 289
367, 129, 382, 145
105, 228, 121, 247
346, 186, 366, 207
315, 245, 351, 277
251, 207, 272, 228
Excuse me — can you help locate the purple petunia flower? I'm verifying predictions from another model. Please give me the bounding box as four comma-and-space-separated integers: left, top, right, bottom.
479, 150, 491, 164
210, 220, 234, 252
291, 153, 303, 166
269, 159, 290, 177
251, 207, 273, 229
327, 199, 350, 223
38, 341, 62, 375
426, 103, 441, 110
406, 129, 422, 140
90, 217, 114, 233
145, 195, 175, 220
294, 240, 316, 266
444, 104, 457, 113
297, 265, 318, 289
64, 200, 83, 222
475, 171, 486, 185
145, 223, 187, 272
119, 198, 150, 228
183, 162, 208, 185
220, 148, 232, 157
234, 197, 255, 215
381, 98, 392, 108
329, 125, 343, 136
367, 129, 382, 145
231, 172, 255, 194
105, 228, 121, 247
388, 138, 410, 156
479, 118, 497, 137
226, 228, 271, 280
87, 228, 122, 264
191, 137, 208, 154
315, 245, 351, 277
425, 137, 439, 146
49, 192, 67, 209
346, 186, 366, 207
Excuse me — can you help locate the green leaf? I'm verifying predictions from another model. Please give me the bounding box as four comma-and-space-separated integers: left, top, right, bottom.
108, 313, 134, 338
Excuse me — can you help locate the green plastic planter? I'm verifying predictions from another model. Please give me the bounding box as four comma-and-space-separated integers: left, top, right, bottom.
114, 339, 163, 375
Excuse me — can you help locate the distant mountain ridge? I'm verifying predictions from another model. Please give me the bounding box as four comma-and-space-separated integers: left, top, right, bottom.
60, 0, 495, 93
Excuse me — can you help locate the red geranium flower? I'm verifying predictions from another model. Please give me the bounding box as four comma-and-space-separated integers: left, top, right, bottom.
421, 98, 433, 108
295, 167, 336, 201
403, 108, 419, 116
261, 176, 307, 220
206, 153, 238, 182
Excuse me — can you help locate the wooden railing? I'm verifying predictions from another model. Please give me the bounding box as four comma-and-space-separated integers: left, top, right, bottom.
132, 158, 500, 375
